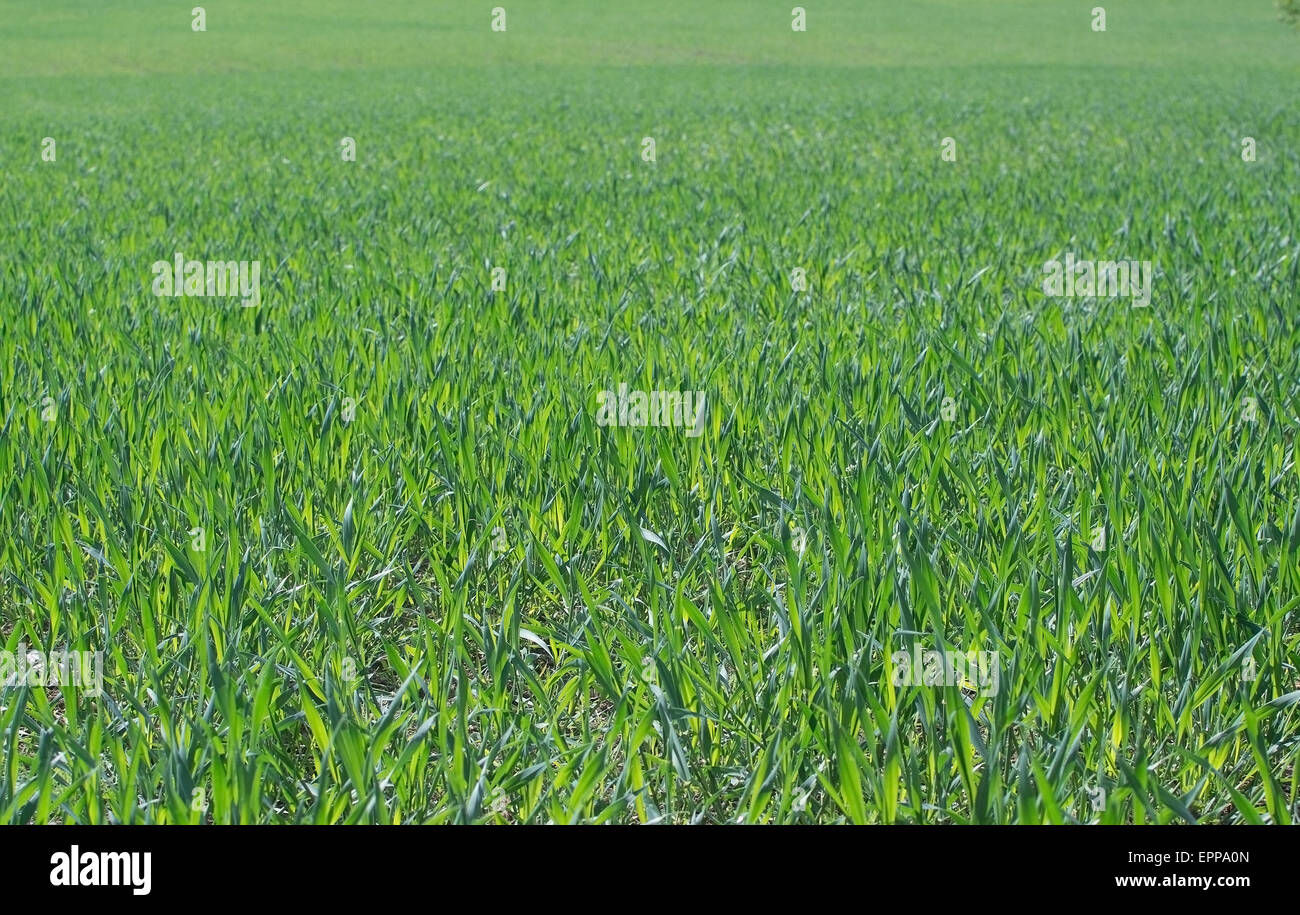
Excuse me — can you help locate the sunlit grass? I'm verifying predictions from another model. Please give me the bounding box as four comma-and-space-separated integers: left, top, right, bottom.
0, 0, 1298, 824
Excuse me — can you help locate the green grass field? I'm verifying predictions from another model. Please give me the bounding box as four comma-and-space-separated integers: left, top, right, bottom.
1, 1, 1298, 824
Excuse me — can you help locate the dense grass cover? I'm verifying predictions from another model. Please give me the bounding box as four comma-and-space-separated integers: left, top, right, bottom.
1, 1, 1298, 824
